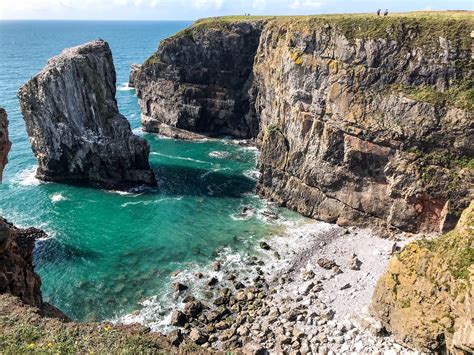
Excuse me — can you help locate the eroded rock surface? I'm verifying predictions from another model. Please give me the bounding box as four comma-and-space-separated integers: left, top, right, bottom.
134, 21, 264, 138
371, 201, 474, 353
254, 18, 473, 234
19, 40, 156, 190
0, 220, 45, 308
0, 109, 43, 308
136, 15, 473, 234
0, 108, 11, 181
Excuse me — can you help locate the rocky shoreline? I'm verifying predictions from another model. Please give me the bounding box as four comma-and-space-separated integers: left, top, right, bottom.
124, 218, 418, 353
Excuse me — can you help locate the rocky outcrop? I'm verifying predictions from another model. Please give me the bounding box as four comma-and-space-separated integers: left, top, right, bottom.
0, 220, 45, 308
136, 14, 473, 234
134, 20, 264, 138
19, 40, 156, 190
129, 63, 141, 88
371, 201, 474, 353
0, 108, 11, 181
0, 108, 43, 309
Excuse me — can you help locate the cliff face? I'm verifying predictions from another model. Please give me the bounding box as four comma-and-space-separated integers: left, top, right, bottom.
254, 16, 473, 234
137, 14, 473, 234
371, 201, 474, 353
0, 108, 11, 181
19, 40, 156, 190
0, 108, 43, 308
0, 220, 45, 308
134, 21, 263, 138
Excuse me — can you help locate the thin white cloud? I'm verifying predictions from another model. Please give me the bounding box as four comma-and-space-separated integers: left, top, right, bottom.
252, 0, 266, 9
289, 0, 324, 9
190, 0, 224, 10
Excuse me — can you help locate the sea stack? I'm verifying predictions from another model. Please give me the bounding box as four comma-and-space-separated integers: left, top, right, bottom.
18, 40, 156, 190
0, 108, 11, 181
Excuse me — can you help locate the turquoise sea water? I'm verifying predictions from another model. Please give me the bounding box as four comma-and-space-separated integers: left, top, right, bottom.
0, 21, 304, 322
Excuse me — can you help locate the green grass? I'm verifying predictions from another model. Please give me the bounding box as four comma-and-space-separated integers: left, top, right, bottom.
143, 11, 474, 69
390, 79, 474, 111
0, 294, 171, 354
174, 11, 474, 48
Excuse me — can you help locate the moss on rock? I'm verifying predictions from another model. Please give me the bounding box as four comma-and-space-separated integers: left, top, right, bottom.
371, 201, 474, 352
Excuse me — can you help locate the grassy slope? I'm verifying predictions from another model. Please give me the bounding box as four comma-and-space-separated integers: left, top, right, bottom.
0, 294, 172, 354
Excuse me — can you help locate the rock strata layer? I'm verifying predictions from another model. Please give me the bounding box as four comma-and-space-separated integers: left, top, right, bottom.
0, 108, 11, 181
134, 20, 264, 138
371, 201, 474, 353
136, 14, 473, 234
19, 40, 156, 190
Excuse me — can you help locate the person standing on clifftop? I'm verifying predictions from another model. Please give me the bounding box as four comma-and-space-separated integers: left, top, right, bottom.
377, 9, 381, 15
384, 9, 389, 16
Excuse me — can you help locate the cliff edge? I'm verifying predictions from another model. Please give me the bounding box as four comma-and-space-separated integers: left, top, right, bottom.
19, 40, 156, 190
136, 12, 474, 234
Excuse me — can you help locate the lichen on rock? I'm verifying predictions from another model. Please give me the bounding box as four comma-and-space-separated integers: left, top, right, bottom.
135, 13, 473, 234
370, 201, 474, 353
18, 40, 156, 190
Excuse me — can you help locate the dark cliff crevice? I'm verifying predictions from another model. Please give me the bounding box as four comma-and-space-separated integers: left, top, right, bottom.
135, 14, 473, 235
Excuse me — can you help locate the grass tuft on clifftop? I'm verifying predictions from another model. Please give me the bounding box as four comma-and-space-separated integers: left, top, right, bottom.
170, 11, 473, 48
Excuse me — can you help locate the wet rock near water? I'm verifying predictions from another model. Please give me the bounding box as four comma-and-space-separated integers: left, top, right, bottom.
161, 223, 415, 353
18, 40, 156, 190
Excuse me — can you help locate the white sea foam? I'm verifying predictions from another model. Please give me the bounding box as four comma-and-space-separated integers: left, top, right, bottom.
120, 196, 183, 208
151, 152, 212, 165
15, 166, 41, 186
243, 168, 261, 180
208, 151, 230, 159
117, 83, 135, 91
199, 166, 230, 179
132, 127, 144, 136
50, 193, 67, 203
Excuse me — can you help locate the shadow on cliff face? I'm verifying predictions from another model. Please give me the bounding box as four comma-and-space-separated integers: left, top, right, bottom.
152, 162, 256, 198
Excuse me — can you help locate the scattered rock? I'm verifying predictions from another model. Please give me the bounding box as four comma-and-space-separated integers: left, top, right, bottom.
172, 283, 188, 292
183, 301, 203, 318
207, 277, 219, 286
170, 310, 187, 326
259, 241, 271, 250
318, 258, 338, 270
189, 328, 208, 345
348, 256, 362, 271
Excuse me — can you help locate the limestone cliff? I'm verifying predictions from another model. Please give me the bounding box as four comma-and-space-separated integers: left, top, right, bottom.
136, 13, 473, 234
19, 40, 156, 190
371, 201, 474, 353
134, 20, 263, 138
0, 108, 11, 181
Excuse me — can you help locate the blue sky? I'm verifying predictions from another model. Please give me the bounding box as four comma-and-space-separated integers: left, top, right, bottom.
0, 0, 472, 20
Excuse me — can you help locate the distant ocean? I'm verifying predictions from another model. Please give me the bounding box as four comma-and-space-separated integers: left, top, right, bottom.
0, 21, 305, 324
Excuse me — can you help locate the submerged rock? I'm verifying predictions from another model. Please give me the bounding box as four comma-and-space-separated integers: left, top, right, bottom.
18, 40, 156, 190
